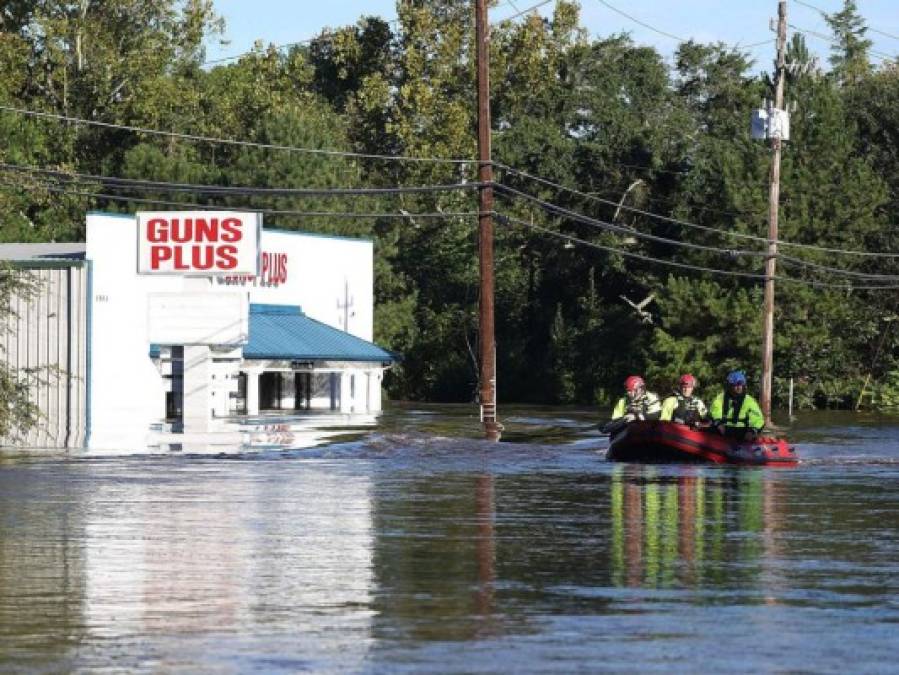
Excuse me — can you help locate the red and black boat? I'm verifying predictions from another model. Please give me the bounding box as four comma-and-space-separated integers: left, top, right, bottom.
606, 420, 799, 466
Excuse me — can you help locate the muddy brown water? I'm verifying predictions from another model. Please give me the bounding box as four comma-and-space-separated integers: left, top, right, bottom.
1, 405, 897, 672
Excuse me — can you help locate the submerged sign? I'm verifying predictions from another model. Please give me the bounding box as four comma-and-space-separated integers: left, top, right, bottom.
137, 211, 260, 275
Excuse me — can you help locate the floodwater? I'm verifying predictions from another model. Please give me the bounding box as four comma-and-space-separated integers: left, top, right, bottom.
1, 405, 898, 673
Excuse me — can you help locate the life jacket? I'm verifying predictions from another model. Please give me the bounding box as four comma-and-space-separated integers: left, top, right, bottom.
670, 393, 704, 423
722, 393, 749, 426
625, 391, 662, 419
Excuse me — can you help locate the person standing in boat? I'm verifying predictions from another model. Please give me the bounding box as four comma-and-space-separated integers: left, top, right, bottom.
708, 370, 764, 441
611, 375, 662, 423
660, 373, 708, 426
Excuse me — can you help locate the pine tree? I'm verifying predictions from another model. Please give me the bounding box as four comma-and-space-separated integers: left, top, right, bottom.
825, 0, 873, 84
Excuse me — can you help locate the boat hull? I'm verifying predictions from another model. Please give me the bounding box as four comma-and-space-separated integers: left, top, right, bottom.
607, 420, 798, 466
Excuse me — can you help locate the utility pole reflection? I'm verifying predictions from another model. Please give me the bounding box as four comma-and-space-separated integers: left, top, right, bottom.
474, 474, 497, 633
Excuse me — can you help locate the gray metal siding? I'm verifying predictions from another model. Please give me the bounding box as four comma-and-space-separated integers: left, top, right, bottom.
1, 264, 89, 447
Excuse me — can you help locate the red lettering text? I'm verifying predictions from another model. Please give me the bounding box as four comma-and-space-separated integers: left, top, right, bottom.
148, 218, 168, 243
150, 245, 172, 269
216, 245, 238, 270
220, 218, 243, 243
193, 217, 219, 243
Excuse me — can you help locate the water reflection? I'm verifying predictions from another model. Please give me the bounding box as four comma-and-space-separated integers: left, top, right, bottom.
2, 414, 898, 672
0, 460, 377, 671
370, 472, 518, 643
609, 466, 787, 591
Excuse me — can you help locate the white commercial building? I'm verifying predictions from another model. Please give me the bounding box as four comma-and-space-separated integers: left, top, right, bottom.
0, 211, 395, 449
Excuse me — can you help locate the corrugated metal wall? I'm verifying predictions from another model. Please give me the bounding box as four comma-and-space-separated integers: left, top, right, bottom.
1, 263, 89, 448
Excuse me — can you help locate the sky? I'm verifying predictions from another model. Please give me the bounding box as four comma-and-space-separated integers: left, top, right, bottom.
203, 0, 898, 72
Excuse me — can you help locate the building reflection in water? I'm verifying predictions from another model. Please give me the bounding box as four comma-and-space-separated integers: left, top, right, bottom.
0, 462, 377, 671
609, 465, 785, 591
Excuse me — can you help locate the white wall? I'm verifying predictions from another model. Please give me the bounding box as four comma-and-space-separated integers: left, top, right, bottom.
86, 213, 378, 448
215, 230, 374, 340
87, 213, 182, 448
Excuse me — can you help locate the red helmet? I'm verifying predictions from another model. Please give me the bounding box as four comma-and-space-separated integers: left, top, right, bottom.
679, 374, 697, 387
625, 375, 645, 392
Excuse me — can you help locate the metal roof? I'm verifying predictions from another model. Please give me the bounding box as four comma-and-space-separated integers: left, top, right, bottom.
0, 243, 87, 261
150, 305, 396, 362
244, 304, 396, 363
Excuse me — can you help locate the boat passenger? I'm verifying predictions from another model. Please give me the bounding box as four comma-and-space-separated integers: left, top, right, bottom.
708, 370, 764, 441
660, 373, 708, 425
611, 375, 662, 423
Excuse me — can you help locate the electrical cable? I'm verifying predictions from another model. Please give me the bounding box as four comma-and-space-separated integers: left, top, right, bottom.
13, 168, 892, 283
494, 162, 899, 259
593, 0, 686, 42
3, 170, 895, 286
493, 183, 768, 258
500, 212, 899, 290
495, 0, 554, 24
0, 105, 476, 165
793, 0, 899, 42
495, 186, 899, 281
777, 252, 899, 281
592, 0, 772, 50
203, 37, 316, 66
789, 23, 896, 61
0, 179, 482, 219
0, 162, 482, 197
203, 17, 401, 66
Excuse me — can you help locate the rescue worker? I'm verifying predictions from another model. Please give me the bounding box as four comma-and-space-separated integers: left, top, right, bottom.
611, 375, 662, 423
660, 373, 708, 425
708, 370, 765, 441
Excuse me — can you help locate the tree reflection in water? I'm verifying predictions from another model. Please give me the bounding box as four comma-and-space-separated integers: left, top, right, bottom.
609, 466, 786, 591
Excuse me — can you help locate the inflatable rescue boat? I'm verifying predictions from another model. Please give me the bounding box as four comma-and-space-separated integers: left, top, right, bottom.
606, 420, 798, 466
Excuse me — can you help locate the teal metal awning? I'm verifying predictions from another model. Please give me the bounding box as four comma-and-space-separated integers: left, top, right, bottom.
150, 304, 397, 363
244, 304, 396, 363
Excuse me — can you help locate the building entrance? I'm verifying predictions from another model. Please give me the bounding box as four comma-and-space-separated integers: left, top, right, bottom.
259, 372, 283, 410
295, 372, 311, 411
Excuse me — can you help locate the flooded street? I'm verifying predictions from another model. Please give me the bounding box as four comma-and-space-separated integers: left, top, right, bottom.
2, 405, 898, 673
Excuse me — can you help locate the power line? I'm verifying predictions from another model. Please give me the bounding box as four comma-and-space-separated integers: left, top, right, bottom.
778, 252, 899, 282
593, 0, 685, 42
205, 1, 562, 69
495, 184, 899, 281
0, 163, 481, 197
3, 101, 895, 259
501, 213, 899, 290
494, 163, 899, 259
0, 179, 481, 219
12, 165, 893, 282
789, 23, 896, 61
793, 0, 899, 42
0, 105, 475, 166
494, 0, 554, 24
203, 17, 402, 67
493, 183, 768, 258
203, 37, 315, 66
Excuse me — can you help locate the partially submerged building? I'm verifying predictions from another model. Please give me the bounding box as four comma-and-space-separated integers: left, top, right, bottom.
0, 211, 396, 449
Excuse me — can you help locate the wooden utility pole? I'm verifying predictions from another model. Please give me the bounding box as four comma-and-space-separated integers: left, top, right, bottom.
761, 0, 788, 427
475, 0, 500, 441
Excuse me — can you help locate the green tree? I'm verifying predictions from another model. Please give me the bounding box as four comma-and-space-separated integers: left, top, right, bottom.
0, 266, 41, 440
825, 0, 872, 85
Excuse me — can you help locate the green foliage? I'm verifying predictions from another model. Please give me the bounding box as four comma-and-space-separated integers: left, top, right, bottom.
825, 0, 873, 85
0, 266, 41, 439
1, 0, 897, 412
872, 371, 899, 410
